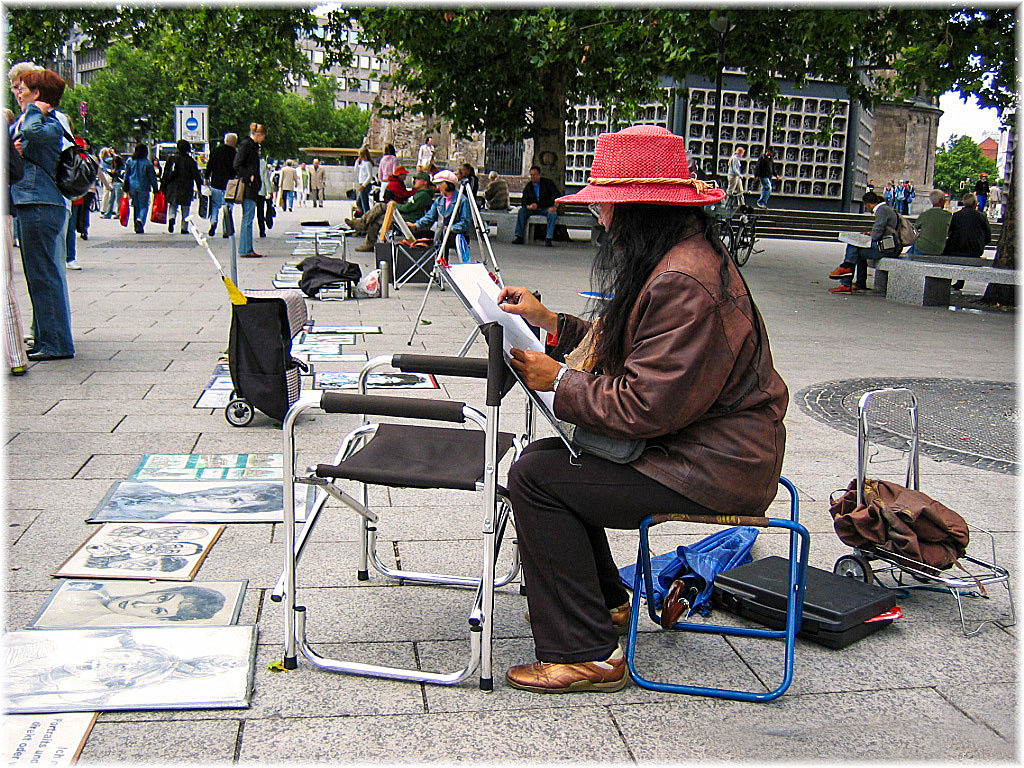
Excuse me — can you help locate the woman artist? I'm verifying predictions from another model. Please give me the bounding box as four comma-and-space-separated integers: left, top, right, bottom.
497, 125, 789, 693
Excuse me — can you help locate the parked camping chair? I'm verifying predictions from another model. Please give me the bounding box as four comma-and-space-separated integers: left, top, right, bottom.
625, 476, 810, 702
279, 323, 522, 689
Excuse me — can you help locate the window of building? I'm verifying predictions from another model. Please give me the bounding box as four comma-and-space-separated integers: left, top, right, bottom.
371, 57, 381, 70
313, 50, 324, 65
359, 55, 370, 70
348, 29, 359, 44
357, 102, 369, 111
369, 79, 380, 93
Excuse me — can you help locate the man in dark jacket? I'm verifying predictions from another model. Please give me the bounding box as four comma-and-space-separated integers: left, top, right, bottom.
160, 140, 204, 234
753, 148, 779, 209
512, 166, 561, 247
943, 193, 991, 258
973, 172, 990, 213
204, 132, 237, 237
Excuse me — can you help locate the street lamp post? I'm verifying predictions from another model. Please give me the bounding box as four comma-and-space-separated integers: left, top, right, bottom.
710, 15, 735, 186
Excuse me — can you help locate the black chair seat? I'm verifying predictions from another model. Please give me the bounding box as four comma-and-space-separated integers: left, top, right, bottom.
316, 423, 515, 491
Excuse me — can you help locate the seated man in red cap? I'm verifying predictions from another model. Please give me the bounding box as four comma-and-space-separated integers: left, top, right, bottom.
346, 165, 413, 249
354, 170, 436, 252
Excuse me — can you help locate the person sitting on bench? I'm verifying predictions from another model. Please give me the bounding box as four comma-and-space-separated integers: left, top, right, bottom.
512, 166, 561, 247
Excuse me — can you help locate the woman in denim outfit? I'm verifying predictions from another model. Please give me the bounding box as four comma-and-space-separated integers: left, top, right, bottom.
124, 144, 158, 233
10, 69, 74, 360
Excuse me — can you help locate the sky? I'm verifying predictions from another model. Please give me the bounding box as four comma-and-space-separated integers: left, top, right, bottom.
936, 91, 1005, 147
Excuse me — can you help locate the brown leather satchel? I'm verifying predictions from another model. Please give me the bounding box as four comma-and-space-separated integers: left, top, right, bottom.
829, 478, 970, 571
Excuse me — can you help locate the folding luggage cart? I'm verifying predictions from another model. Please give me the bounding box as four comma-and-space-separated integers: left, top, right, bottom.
225, 289, 309, 427
831, 387, 1015, 636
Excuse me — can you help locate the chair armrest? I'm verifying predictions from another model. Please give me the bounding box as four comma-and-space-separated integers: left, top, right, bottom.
320, 392, 467, 423
391, 354, 489, 379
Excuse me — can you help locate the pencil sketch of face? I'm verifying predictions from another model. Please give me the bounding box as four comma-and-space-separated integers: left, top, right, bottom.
108, 525, 208, 542
5, 630, 246, 708
109, 483, 281, 518
86, 554, 188, 573
104, 586, 226, 621
127, 541, 203, 556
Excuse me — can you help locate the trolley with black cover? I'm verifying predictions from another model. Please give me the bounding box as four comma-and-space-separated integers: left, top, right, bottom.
225, 289, 309, 427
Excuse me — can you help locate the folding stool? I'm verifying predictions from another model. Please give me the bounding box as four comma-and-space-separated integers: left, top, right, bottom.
280, 323, 522, 689
625, 476, 810, 702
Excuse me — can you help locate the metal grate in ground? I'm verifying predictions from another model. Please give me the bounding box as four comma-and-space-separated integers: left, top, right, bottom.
798, 377, 1017, 474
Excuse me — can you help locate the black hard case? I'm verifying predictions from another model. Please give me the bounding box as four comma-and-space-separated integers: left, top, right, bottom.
712, 556, 897, 649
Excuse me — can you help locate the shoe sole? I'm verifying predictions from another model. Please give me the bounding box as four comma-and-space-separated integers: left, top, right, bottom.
505, 673, 628, 694
828, 272, 852, 280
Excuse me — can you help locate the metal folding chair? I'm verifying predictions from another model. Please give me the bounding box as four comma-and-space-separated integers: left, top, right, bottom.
624, 476, 810, 702
279, 323, 522, 689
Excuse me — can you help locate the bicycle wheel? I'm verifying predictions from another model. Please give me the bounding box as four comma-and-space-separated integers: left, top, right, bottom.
733, 218, 756, 266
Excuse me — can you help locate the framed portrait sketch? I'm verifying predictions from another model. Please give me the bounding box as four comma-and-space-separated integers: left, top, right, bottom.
194, 389, 231, 409
86, 480, 301, 524
3, 712, 98, 765
129, 453, 283, 482
312, 371, 439, 390
29, 579, 247, 628
53, 523, 224, 581
3, 626, 257, 713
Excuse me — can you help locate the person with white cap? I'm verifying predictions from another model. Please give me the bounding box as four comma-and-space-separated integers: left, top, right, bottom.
412, 169, 472, 260
495, 124, 789, 694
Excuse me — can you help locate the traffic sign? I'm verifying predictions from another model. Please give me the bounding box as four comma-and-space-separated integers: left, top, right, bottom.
175, 105, 208, 144
79, 101, 87, 117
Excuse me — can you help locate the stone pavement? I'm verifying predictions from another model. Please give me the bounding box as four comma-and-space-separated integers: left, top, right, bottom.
4, 202, 1017, 763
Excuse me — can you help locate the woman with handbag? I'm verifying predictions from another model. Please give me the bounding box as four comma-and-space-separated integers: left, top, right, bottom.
123, 144, 158, 234
9, 68, 75, 361
495, 125, 788, 693
232, 123, 266, 258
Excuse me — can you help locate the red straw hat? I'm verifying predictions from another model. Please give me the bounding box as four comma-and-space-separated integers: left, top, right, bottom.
557, 125, 724, 207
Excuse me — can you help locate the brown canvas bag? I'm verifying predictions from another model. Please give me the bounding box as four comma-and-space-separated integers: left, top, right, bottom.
829, 478, 970, 571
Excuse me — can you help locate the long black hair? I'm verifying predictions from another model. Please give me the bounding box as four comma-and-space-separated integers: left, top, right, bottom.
588, 203, 734, 373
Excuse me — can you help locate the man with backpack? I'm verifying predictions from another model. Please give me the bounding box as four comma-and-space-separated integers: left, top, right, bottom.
827, 190, 898, 294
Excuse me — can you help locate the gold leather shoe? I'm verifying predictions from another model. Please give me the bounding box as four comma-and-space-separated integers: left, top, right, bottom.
525, 602, 632, 634
505, 656, 628, 694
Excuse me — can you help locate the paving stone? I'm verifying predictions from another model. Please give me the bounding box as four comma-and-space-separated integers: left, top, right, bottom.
79, 718, 240, 764
610, 687, 1014, 761
238, 706, 631, 763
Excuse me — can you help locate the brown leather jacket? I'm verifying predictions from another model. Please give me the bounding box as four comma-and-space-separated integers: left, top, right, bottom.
550, 237, 788, 515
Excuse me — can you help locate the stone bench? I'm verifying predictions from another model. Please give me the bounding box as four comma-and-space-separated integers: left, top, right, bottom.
873, 257, 1020, 307
480, 208, 600, 245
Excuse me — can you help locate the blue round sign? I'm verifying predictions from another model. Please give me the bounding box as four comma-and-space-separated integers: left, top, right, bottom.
185, 117, 199, 131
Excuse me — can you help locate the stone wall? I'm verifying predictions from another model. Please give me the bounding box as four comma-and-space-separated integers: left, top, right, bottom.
366, 82, 485, 171
869, 98, 942, 215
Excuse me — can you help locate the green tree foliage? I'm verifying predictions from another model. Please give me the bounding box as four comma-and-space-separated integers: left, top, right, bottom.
933, 135, 1000, 198
8, 7, 369, 157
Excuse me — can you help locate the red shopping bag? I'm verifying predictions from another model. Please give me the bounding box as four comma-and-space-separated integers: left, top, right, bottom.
150, 191, 167, 224
118, 194, 130, 227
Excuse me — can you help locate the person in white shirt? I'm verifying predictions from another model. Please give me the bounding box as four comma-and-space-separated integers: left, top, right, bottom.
417, 136, 435, 172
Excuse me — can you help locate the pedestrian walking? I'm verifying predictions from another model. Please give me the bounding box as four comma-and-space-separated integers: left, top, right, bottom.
204, 132, 237, 238
124, 143, 158, 234
160, 140, 203, 235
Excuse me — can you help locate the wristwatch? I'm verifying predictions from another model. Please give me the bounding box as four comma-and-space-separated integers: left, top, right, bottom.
551, 364, 569, 393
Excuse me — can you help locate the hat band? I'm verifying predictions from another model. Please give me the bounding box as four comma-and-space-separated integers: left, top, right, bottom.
588, 177, 719, 194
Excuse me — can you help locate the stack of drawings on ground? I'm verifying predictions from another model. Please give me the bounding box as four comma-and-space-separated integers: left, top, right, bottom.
2, 453, 281, 750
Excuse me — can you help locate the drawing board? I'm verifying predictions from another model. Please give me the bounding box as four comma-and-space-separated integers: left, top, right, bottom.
53, 523, 223, 581
3, 626, 257, 713
29, 579, 247, 628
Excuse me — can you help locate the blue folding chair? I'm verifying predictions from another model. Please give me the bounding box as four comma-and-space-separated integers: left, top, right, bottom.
624, 476, 810, 702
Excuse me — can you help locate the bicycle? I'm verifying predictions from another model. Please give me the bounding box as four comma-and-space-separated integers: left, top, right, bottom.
711, 198, 759, 267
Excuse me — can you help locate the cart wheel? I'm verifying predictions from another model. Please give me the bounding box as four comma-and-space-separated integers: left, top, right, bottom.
833, 554, 872, 583
225, 398, 255, 427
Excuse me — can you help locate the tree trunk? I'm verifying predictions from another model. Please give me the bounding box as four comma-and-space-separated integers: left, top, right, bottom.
529, 66, 569, 192
981, 174, 1015, 305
